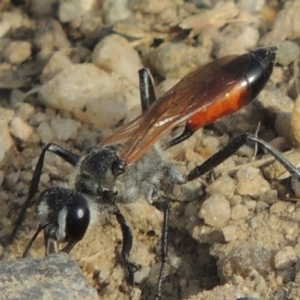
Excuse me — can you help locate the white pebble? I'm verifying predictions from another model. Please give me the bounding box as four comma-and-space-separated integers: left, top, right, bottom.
50, 118, 80, 141
92, 34, 143, 86
149, 43, 209, 78
250, 216, 259, 229
134, 266, 150, 284
243, 199, 257, 210
274, 246, 297, 270
199, 193, 231, 227
222, 225, 238, 242
9, 117, 33, 142
15, 103, 35, 122
1, 11, 23, 30
3, 41, 31, 65
102, 0, 131, 24
39, 64, 139, 129
5, 172, 20, 188
37, 121, 55, 144
40, 173, 50, 185
235, 166, 270, 197
41, 51, 73, 83
231, 204, 249, 220
59, 0, 97, 23
205, 175, 236, 199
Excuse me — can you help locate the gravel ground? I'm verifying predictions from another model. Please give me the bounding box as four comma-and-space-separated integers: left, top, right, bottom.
1, 0, 300, 299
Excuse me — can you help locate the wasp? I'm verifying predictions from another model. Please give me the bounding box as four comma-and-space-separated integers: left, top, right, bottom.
10, 46, 299, 298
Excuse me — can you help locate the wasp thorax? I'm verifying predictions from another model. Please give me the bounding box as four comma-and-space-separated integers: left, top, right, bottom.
75, 145, 121, 196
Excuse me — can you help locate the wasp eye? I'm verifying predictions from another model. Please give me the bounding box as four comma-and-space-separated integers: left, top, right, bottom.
112, 159, 127, 177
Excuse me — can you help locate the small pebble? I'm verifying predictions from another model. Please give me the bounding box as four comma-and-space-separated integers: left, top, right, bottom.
102, 0, 131, 24
58, 0, 92, 23
228, 195, 242, 206
220, 246, 272, 281
29, 0, 55, 18
50, 118, 80, 141
231, 204, 249, 220
41, 50, 73, 83
37, 121, 55, 144
40, 173, 50, 185
259, 190, 278, 205
39, 64, 139, 129
34, 19, 70, 54
222, 225, 238, 242
0, 21, 10, 38
261, 1, 300, 44
149, 43, 209, 78
1, 10, 24, 30
250, 216, 259, 229
15, 103, 35, 122
199, 193, 231, 227
255, 201, 269, 212
92, 34, 143, 86
205, 175, 236, 199
270, 202, 287, 214
58, 1, 81, 23
134, 266, 150, 284
235, 166, 270, 198
9, 117, 33, 142
274, 246, 297, 270
3, 41, 31, 65
5, 172, 20, 188
244, 199, 256, 210
257, 89, 294, 115
276, 40, 300, 66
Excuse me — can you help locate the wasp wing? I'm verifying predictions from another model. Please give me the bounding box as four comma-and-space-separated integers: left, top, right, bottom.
101, 53, 252, 164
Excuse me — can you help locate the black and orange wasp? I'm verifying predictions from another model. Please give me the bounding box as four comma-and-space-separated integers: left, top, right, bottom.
9, 46, 300, 298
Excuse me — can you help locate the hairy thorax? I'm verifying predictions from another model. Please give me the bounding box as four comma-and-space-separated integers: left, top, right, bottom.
73, 143, 192, 206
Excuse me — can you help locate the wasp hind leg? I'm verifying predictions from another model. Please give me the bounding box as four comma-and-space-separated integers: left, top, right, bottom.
185, 132, 300, 182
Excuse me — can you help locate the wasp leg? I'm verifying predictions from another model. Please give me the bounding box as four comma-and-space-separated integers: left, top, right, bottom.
22, 225, 43, 257
186, 132, 300, 181
152, 201, 170, 300
60, 240, 79, 254
44, 231, 56, 256
166, 127, 193, 149
114, 208, 134, 286
139, 68, 157, 112
8, 144, 80, 246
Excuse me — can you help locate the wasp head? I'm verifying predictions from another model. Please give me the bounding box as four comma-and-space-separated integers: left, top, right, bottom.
75, 145, 125, 197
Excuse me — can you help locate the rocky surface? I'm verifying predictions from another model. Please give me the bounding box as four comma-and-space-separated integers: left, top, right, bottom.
0, 253, 98, 300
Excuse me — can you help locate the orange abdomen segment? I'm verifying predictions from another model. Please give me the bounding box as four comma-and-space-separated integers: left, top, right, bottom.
187, 80, 250, 132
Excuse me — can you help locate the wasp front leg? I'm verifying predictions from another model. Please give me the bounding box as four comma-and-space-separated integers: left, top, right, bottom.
9, 144, 80, 247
